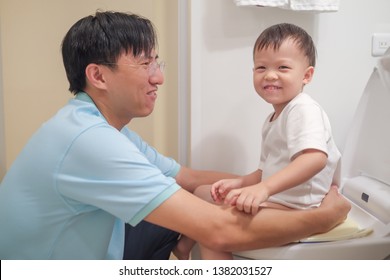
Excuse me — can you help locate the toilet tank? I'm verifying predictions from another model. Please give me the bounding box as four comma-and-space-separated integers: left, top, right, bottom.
340, 50, 390, 229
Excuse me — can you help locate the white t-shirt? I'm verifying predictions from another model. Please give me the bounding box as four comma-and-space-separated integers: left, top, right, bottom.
259, 93, 341, 209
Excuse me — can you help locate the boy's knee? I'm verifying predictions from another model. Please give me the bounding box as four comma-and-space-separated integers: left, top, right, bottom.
193, 185, 213, 202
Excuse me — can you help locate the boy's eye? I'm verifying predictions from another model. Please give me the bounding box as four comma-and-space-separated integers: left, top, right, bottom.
255, 66, 266, 71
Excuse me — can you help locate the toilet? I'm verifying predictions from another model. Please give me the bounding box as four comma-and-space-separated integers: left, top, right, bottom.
233, 49, 390, 260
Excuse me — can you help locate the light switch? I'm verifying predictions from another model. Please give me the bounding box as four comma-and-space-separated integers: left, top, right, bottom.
372, 33, 390, 57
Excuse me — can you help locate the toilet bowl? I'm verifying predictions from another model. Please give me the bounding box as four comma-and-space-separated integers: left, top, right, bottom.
233, 49, 390, 260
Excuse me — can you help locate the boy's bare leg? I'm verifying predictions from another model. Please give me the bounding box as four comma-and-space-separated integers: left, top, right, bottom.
174, 186, 348, 260
194, 185, 233, 259
172, 235, 196, 260
200, 246, 233, 260
193, 184, 215, 203
173, 185, 215, 259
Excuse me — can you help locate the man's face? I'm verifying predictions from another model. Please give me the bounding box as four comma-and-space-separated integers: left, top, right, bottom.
101, 51, 164, 127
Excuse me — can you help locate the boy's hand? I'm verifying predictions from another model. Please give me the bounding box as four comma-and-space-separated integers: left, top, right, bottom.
211, 178, 243, 203
224, 184, 269, 215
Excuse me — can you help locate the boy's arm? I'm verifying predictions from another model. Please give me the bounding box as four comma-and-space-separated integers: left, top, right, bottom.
261, 149, 327, 197
145, 186, 350, 252
224, 149, 327, 213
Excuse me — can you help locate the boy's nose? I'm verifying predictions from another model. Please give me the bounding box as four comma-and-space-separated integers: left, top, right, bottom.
264, 70, 278, 80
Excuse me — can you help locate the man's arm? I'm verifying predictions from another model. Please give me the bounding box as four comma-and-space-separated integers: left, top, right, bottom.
175, 166, 239, 193
144, 186, 350, 252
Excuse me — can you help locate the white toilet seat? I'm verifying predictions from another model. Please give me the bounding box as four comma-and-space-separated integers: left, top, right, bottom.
234, 198, 390, 260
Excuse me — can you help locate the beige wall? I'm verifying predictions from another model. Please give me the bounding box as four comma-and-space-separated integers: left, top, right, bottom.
0, 0, 179, 173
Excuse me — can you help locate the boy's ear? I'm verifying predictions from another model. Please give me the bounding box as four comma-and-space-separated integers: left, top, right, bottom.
85, 64, 107, 90
303, 66, 315, 85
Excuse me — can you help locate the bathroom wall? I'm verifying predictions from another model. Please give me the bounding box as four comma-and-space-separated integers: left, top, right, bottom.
189, 0, 390, 174
0, 31, 5, 179
2, 0, 390, 179
0, 0, 179, 175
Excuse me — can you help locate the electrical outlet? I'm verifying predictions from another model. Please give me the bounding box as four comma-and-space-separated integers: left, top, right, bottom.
372, 33, 390, 57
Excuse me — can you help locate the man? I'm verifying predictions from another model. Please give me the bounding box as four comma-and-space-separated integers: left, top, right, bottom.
0, 11, 350, 259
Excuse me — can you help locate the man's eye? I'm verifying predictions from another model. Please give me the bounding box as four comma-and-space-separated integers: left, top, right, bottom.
138, 61, 151, 70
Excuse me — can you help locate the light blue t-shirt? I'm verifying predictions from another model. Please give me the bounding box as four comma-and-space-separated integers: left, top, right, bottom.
0, 92, 181, 259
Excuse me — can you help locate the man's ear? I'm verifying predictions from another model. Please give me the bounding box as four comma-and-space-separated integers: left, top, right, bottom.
85, 64, 107, 90
303, 66, 315, 85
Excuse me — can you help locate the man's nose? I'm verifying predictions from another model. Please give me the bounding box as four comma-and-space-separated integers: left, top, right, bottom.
149, 67, 164, 85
